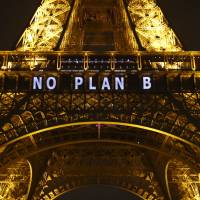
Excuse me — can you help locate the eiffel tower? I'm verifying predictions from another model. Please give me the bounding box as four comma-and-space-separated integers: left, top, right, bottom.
0, 0, 200, 199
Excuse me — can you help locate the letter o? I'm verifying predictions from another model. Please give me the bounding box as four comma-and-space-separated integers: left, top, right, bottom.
46, 77, 57, 90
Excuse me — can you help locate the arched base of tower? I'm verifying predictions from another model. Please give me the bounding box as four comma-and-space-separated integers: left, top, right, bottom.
55, 185, 143, 200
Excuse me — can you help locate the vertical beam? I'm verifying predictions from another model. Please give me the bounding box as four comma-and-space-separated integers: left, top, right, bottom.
55, 0, 76, 50
122, 0, 144, 50
27, 152, 51, 200
146, 151, 172, 200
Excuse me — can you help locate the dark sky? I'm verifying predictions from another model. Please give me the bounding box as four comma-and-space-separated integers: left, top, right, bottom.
56, 185, 140, 200
0, 0, 200, 50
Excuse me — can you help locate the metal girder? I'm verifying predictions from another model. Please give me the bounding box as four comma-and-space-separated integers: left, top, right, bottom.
15, 0, 183, 52
167, 159, 200, 200
0, 93, 26, 122
171, 93, 200, 123
0, 93, 199, 147
32, 143, 165, 200
0, 120, 199, 199
1, 51, 200, 72
59, 0, 83, 51
0, 93, 199, 170
0, 126, 197, 171
116, 0, 139, 51
0, 159, 31, 200
127, 0, 182, 51
16, 0, 71, 51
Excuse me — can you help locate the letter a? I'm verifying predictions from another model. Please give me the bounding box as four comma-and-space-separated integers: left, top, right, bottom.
102, 77, 111, 90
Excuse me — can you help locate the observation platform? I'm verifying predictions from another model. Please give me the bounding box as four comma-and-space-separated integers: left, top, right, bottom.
0, 51, 200, 93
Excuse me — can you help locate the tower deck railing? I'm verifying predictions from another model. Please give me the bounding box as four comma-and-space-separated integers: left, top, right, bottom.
0, 51, 200, 92
0, 51, 200, 71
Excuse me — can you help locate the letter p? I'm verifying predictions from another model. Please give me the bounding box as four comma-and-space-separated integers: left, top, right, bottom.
75, 77, 83, 90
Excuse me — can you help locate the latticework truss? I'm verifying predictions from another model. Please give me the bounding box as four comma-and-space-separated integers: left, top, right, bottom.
0, 160, 31, 200
168, 159, 200, 200
128, 0, 182, 51
32, 144, 165, 200
115, 0, 139, 51
59, 0, 83, 50
17, 0, 71, 51
15, 0, 184, 52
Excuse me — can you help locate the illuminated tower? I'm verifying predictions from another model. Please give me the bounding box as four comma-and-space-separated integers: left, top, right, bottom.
0, 0, 199, 199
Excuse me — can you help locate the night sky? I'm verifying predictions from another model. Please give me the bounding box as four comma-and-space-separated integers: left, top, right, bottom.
56, 185, 140, 200
0, 0, 199, 199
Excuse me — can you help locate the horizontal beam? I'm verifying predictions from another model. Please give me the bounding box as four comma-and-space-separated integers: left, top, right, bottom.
0, 71, 199, 93
0, 51, 200, 72
1, 121, 199, 151
1, 50, 200, 55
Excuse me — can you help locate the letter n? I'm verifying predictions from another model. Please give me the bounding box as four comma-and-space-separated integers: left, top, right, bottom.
33, 77, 43, 90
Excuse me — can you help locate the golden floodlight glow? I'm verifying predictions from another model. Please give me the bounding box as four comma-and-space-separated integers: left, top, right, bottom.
128, 0, 182, 51
17, 0, 71, 51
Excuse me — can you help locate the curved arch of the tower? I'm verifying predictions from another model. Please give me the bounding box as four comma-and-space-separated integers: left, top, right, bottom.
0, 0, 199, 200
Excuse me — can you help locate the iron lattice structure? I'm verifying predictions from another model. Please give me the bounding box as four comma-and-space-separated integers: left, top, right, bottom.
0, 0, 200, 200
17, 0, 71, 51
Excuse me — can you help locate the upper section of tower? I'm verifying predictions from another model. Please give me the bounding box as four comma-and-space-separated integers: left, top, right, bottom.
16, 0, 182, 52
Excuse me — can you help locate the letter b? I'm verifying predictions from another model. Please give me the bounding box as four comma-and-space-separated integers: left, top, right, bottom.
143, 76, 152, 90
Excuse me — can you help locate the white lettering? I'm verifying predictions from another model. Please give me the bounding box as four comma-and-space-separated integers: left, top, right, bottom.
115, 77, 124, 90
143, 76, 152, 90
46, 77, 56, 90
75, 77, 83, 90
89, 77, 96, 90
33, 77, 42, 90
102, 77, 111, 90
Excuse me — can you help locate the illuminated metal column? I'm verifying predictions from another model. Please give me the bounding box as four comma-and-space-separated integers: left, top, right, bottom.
16, 0, 71, 51
0, 159, 31, 200
127, 0, 182, 51
115, 0, 139, 51
167, 159, 200, 200
59, 0, 83, 50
